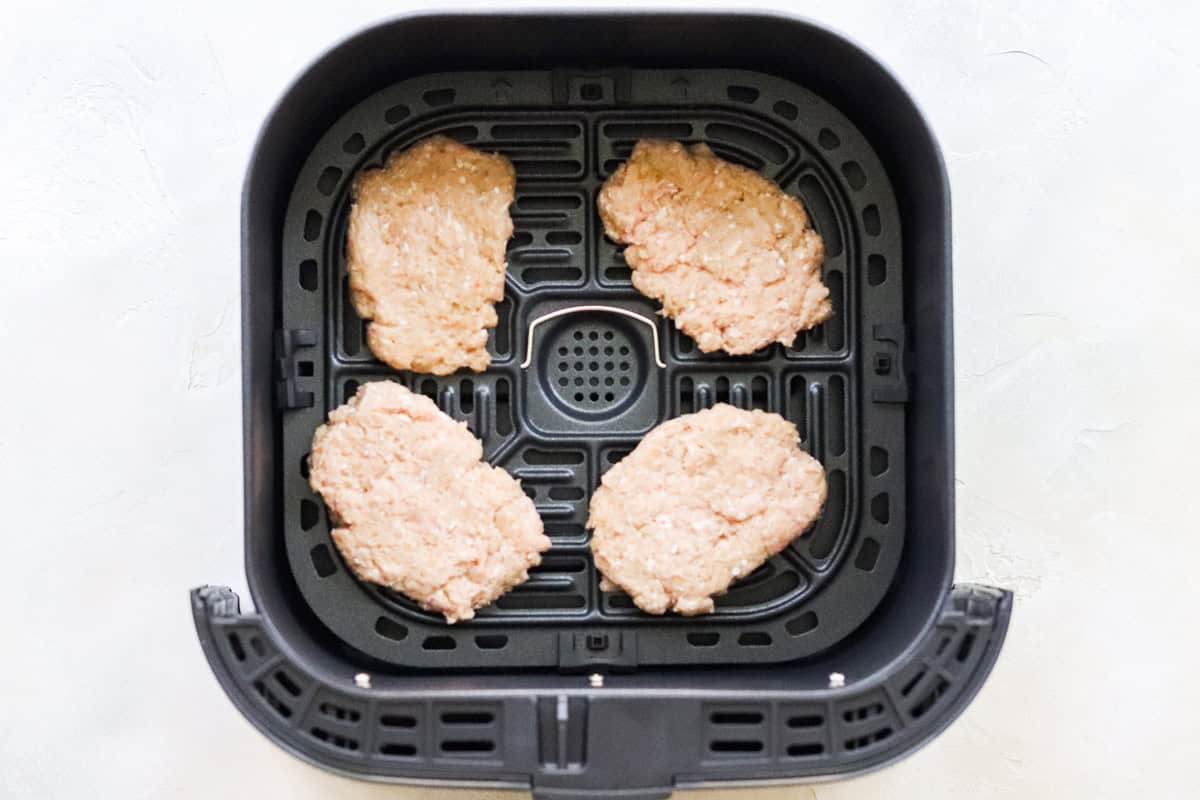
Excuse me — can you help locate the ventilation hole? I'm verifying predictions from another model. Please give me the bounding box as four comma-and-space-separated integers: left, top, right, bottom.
441, 739, 495, 753
867, 253, 887, 286
310, 727, 359, 751
523, 449, 584, 465
678, 376, 696, 414
495, 592, 587, 611
715, 376, 731, 404
686, 632, 720, 648
737, 632, 772, 647
423, 636, 456, 651
796, 175, 842, 258
773, 100, 799, 120
319, 703, 361, 723
869, 446, 889, 476
711, 711, 763, 725
863, 204, 882, 236
303, 210, 322, 242
677, 335, 693, 353
507, 231, 534, 252
298, 499, 319, 530
300, 452, 310, 479
442, 711, 494, 725
375, 616, 408, 642
517, 194, 584, 211
911, 677, 951, 719
493, 123, 581, 139
827, 376, 846, 455
228, 633, 246, 662
787, 743, 824, 757
574, 378, 584, 387
619, 361, 629, 370
817, 128, 840, 149
574, 393, 584, 401
522, 267, 582, 283
855, 538, 882, 571
341, 277, 361, 356
380, 742, 417, 757
956, 632, 977, 663
618, 346, 630, 355
419, 378, 437, 399
603, 362, 613, 371
826, 271, 845, 351
843, 703, 884, 722
545, 523, 585, 539
785, 611, 818, 636
710, 739, 763, 753
297, 361, 313, 377
546, 230, 583, 245
936, 635, 953, 657
726, 85, 760, 103
787, 714, 823, 728
705, 123, 788, 164
604, 392, 614, 401
845, 727, 893, 751
381, 714, 417, 729
619, 377, 630, 386
316, 167, 342, 197
423, 88, 455, 106
459, 380, 475, 413
750, 376, 768, 410
901, 669, 927, 697
548, 486, 585, 501
604, 266, 632, 282
254, 680, 292, 719
580, 83, 602, 101
384, 104, 410, 124
871, 493, 890, 524
249, 637, 265, 657
298, 259, 318, 291
342, 133, 365, 154
606, 449, 631, 464
310, 544, 336, 577
274, 670, 302, 698
523, 486, 536, 500
788, 376, 808, 439
841, 161, 867, 190
512, 159, 581, 177
589, 392, 599, 402
808, 471, 844, 559
589, 363, 598, 372
475, 634, 508, 650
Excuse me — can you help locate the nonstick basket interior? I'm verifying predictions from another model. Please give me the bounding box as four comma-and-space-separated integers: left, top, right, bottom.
278, 68, 909, 670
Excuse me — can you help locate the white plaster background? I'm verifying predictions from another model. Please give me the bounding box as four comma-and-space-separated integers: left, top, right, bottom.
1, 1, 1196, 797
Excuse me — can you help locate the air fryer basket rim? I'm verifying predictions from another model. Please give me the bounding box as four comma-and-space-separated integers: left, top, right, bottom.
202, 10, 1009, 797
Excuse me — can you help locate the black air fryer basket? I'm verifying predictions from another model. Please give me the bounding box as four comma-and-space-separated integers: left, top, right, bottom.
193, 12, 1012, 798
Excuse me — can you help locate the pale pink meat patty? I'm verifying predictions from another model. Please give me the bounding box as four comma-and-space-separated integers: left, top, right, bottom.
347, 135, 516, 375
588, 404, 826, 615
598, 139, 830, 354
308, 381, 550, 623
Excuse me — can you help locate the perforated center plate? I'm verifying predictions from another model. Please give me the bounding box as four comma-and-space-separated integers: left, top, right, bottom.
279, 69, 908, 670
546, 323, 639, 417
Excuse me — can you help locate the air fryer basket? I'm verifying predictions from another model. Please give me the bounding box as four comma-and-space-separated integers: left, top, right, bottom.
194, 12, 1012, 799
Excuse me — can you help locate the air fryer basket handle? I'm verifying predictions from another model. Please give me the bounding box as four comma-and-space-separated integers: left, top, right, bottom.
192, 584, 1011, 797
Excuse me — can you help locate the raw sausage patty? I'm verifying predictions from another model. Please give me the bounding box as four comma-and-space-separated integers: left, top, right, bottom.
588, 404, 826, 615
347, 135, 516, 375
308, 381, 550, 623
598, 139, 830, 354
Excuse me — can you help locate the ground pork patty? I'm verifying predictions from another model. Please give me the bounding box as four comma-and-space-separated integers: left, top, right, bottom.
588, 404, 826, 615
346, 135, 516, 375
308, 381, 550, 623
598, 139, 830, 354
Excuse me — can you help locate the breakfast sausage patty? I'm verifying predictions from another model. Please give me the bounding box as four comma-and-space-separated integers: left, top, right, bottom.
346, 135, 515, 375
308, 381, 550, 623
598, 139, 830, 354
588, 404, 826, 615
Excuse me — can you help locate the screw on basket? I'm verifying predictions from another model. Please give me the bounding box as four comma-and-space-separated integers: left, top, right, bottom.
520, 305, 667, 369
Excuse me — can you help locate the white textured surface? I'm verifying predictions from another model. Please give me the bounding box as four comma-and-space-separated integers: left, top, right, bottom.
1, 1, 1196, 798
